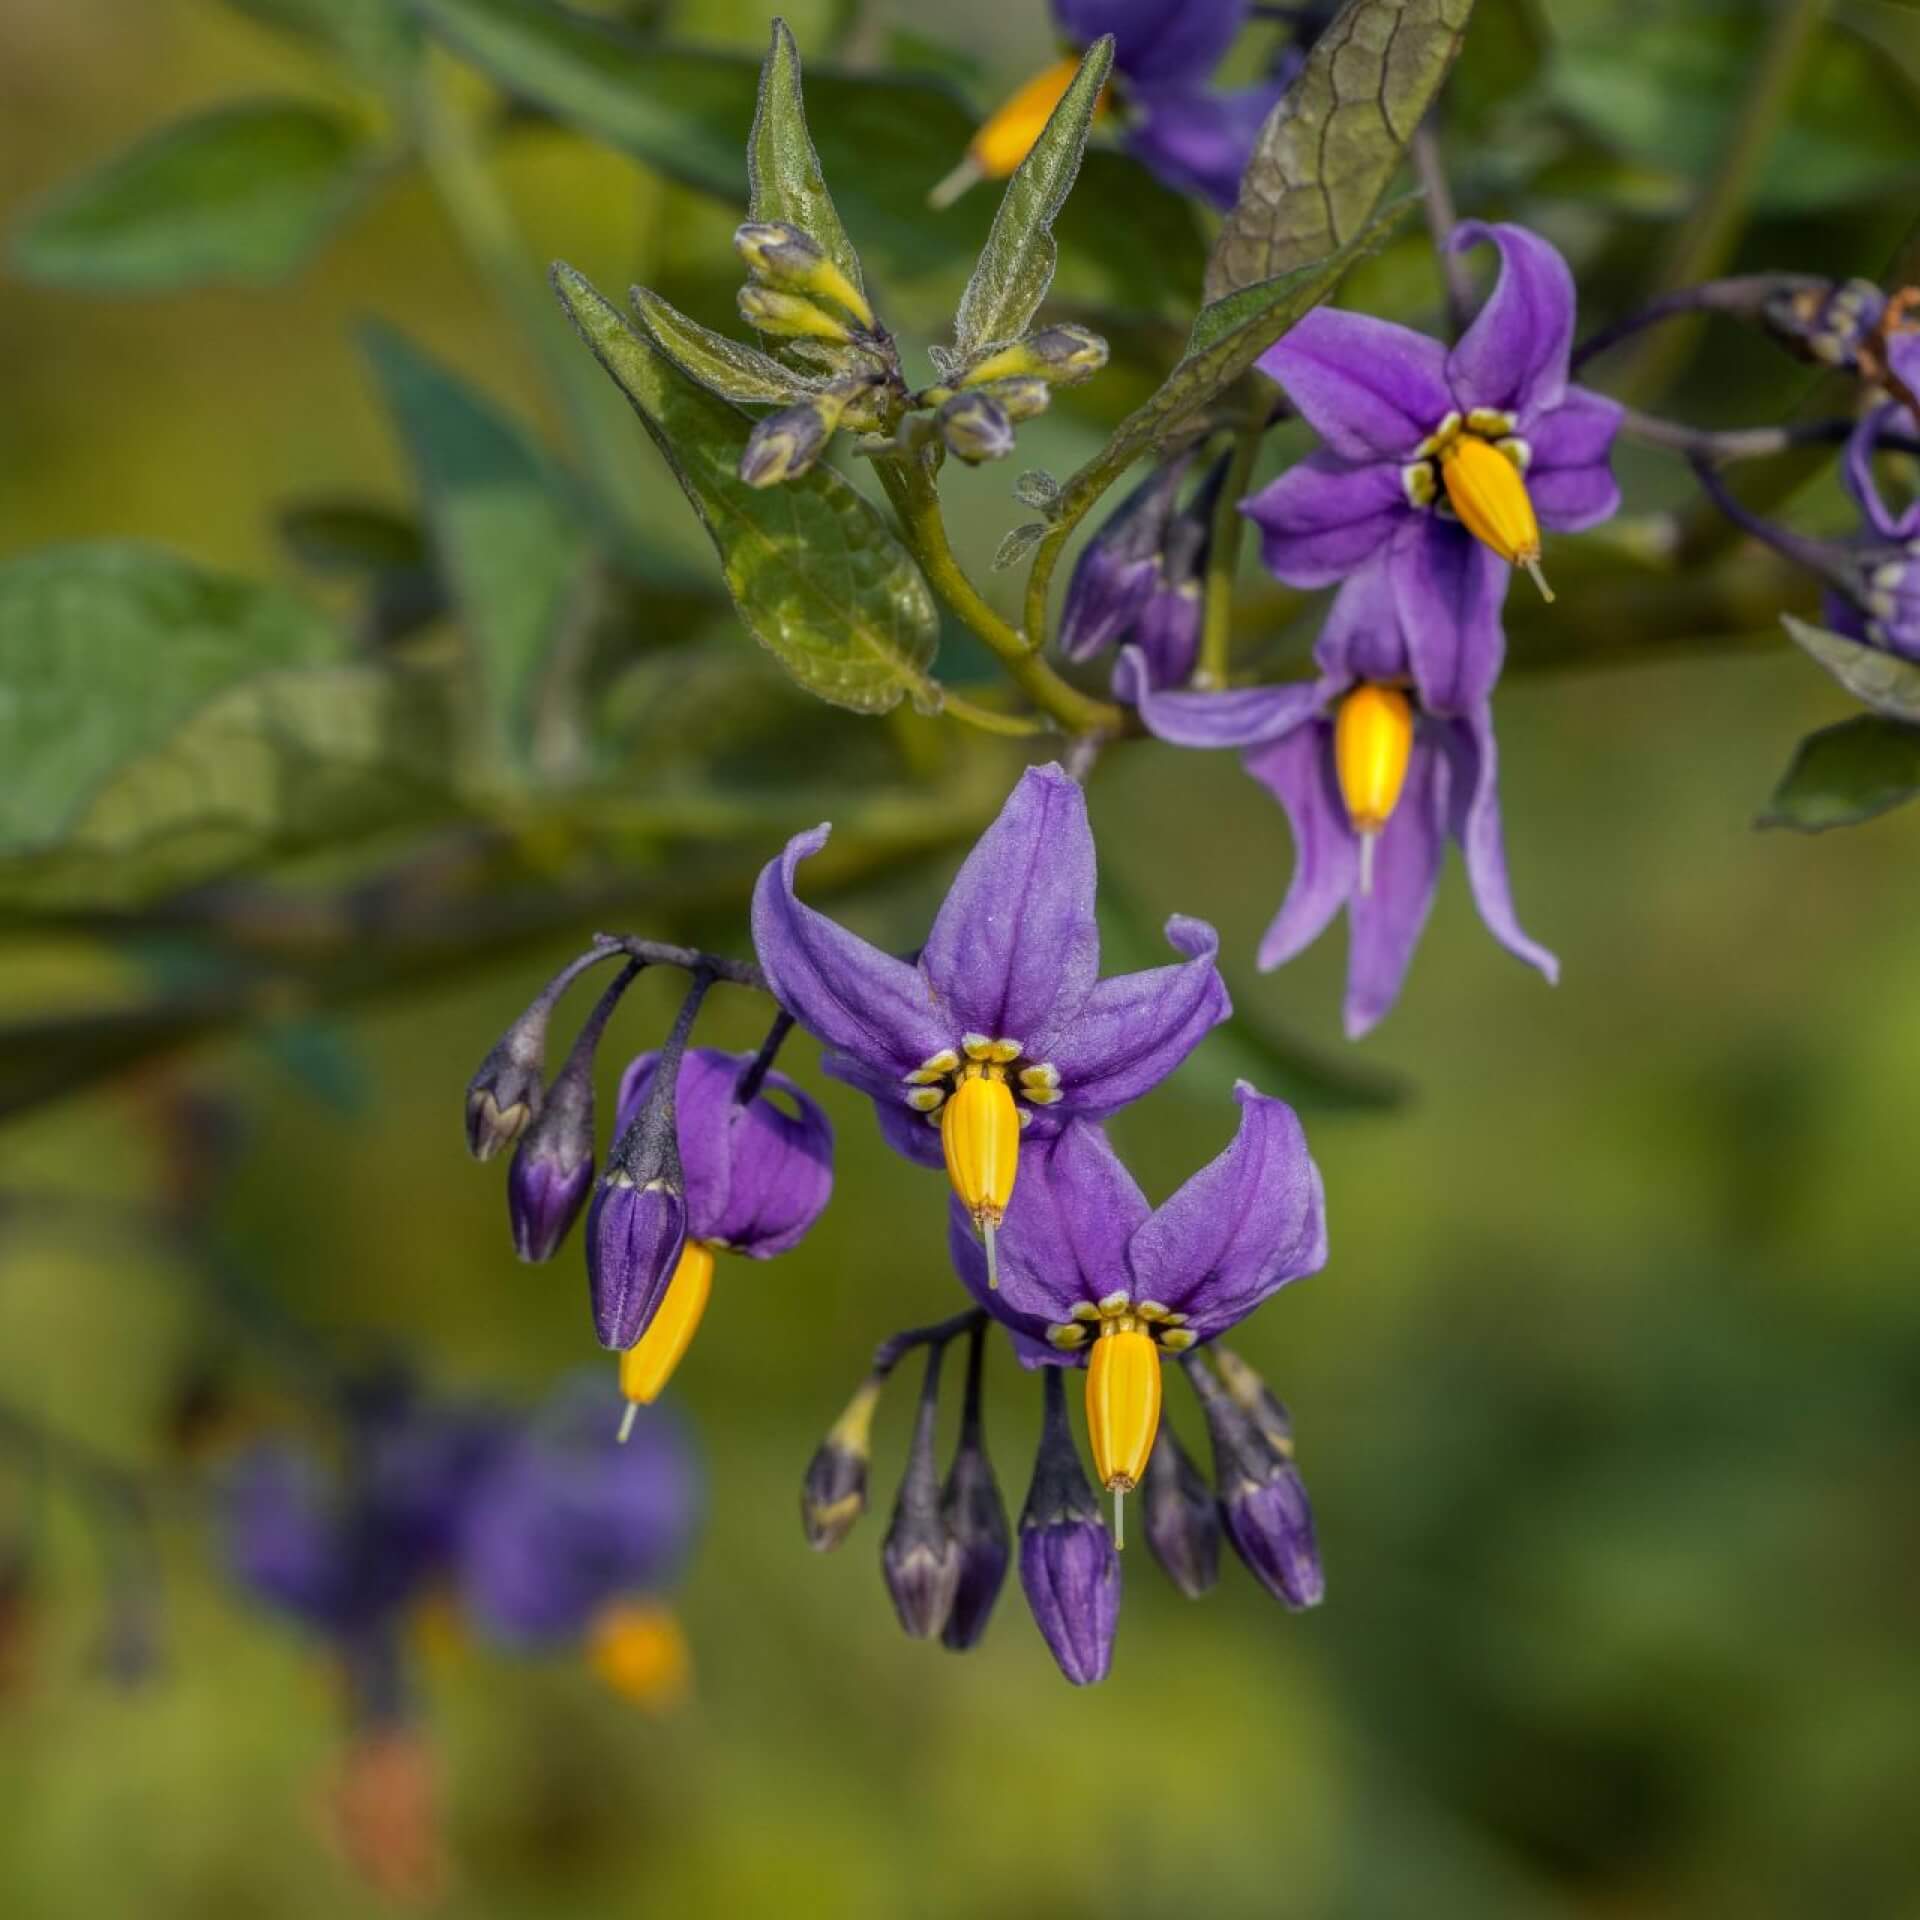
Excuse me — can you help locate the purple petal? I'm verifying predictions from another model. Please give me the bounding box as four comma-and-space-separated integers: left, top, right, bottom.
1314, 552, 1411, 684
1057, 463, 1185, 662
1057, 0, 1247, 87
1342, 738, 1446, 1038
993, 1120, 1149, 1323
1126, 580, 1203, 689
1386, 516, 1508, 716
1525, 387, 1623, 533
1446, 221, 1577, 422
751, 825, 946, 1073
1242, 451, 1407, 588
1125, 1083, 1327, 1338
1434, 707, 1558, 986
1246, 723, 1358, 971
1035, 916, 1229, 1116
920, 763, 1099, 1044
1121, 649, 1326, 747
1125, 80, 1282, 208
1259, 308, 1452, 461
947, 1205, 1073, 1368
1843, 402, 1920, 541
820, 1050, 945, 1170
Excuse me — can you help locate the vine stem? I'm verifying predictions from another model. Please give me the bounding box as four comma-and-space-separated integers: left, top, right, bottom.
1410, 117, 1473, 334
1195, 423, 1263, 689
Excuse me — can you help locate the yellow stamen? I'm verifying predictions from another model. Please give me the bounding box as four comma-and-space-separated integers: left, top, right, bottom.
586, 1601, 692, 1713
1439, 433, 1545, 582
618, 1241, 717, 1408
940, 1067, 1019, 1260
1085, 1325, 1161, 1528
1334, 684, 1415, 882
930, 56, 1091, 208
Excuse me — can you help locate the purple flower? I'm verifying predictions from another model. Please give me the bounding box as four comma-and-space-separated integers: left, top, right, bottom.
1247, 222, 1621, 714
751, 763, 1228, 1240
1017, 1368, 1120, 1684
1831, 395, 1920, 658
1057, 458, 1188, 663
457, 1376, 697, 1647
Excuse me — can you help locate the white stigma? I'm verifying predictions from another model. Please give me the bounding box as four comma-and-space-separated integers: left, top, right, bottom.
617, 1403, 638, 1446
1524, 555, 1555, 604
928, 156, 982, 210
1113, 1486, 1126, 1551
982, 1216, 999, 1291
1358, 832, 1377, 899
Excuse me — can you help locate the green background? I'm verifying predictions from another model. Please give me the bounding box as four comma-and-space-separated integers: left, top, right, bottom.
3, 0, 1920, 1914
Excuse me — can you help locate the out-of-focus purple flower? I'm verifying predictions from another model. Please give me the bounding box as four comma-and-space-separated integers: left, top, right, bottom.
1058, 459, 1188, 663
1831, 395, 1920, 658
1017, 1368, 1119, 1684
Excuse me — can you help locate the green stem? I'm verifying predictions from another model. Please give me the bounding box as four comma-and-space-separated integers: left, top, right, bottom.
1618, 0, 1834, 404
875, 454, 1124, 737
1194, 425, 1262, 689
937, 692, 1052, 738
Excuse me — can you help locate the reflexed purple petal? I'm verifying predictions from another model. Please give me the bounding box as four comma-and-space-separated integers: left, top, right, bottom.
751, 825, 946, 1074
1246, 723, 1358, 971
1035, 915, 1229, 1117
1121, 649, 1327, 746
1386, 515, 1508, 715
1242, 451, 1407, 588
1843, 402, 1920, 541
1057, 0, 1247, 86
1125, 80, 1282, 208
922, 763, 1099, 1043
707, 1076, 833, 1259
1434, 707, 1558, 986
947, 1204, 1074, 1367
1446, 221, 1577, 422
994, 1120, 1148, 1322
1525, 387, 1623, 533
1343, 738, 1446, 1038
1259, 308, 1452, 461
1018, 1518, 1120, 1685
1125, 1083, 1326, 1337
1314, 552, 1411, 685
820, 1051, 945, 1169
616, 1049, 729, 1239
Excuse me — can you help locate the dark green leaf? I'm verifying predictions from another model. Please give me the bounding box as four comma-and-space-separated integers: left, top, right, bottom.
1782, 613, 1920, 723
1206, 0, 1475, 300
1760, 714, 1920, 831
553, 264, 938, 714
364, 324, 592, 774
952, 36, 1114, 358
748, 18, 864, 297
0, 544, 341, 860
11, 101, 376, 290
278, 502, 431, 577
630, 287, 819, 405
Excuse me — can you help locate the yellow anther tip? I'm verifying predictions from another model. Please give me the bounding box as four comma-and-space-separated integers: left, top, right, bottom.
1086, 1327, 1162, 1501
618, 1242, 717, 1407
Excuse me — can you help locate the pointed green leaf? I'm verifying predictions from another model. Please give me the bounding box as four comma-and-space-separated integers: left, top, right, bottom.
11, 101, 376, 290
364, 324, 591, 774
1760, 714, 1920, 831
1782, 612, 1920, 723
1206, 0, 1476, 300
953, 36, 1114, 359
629, 287, 819, 405
748, 18, 864, 296
554, 265, 937, 714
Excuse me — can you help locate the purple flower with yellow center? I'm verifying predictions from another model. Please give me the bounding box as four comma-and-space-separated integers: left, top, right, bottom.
947, 1086, 1325, 1537
602, 1046, 832, 1416
751, 763, 1230, 1278
932, 0, 1287, 211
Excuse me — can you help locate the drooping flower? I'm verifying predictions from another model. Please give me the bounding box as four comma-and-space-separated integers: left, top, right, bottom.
933, 0, 1290, 211
946, 1086, 1325, 1528
1830, 387, 1920, 658
751, 763, 1229, 1270
601, 1046, 833, 1405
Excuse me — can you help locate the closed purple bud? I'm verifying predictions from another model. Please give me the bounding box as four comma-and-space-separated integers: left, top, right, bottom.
938, 390, 1015, 465
1140, 1421, 1219, 1599
1017, 1368, 1119, 1685
1765, 275, 1888, 372
1211, 1346, 1295, 1458
465, 1037, 542, 1162
740, 398, 835, 488
1057, 457, 1188, 662
508, 1060, 595, 1264
800, 1377, 879, 1552
881, 1346, 961, 1640
586, 1175, 687, 1351
939, 1324, 1009, 1651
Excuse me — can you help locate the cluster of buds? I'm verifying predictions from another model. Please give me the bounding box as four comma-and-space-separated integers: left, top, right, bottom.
802, 1315, 1322, 1685
727, 217, 1109, 486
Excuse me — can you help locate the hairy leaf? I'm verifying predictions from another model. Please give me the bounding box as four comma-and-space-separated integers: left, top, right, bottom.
1782, 613, 1920, 723
364, 324, 590, 774
11, 101, 376, 290
953, 36, 1114, 358
553, 265, 937, 714
748, 17, 864, 297
630, 287, 818, 405
1207, 0, 1475, 300
1760, 714, 1920, 831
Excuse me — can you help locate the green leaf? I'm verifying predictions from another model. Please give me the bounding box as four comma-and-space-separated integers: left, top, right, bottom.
364, 324, 592, 774
1206, 0, 1475, 300
11, 101, 376, 290
952, 36, 1114, 359
748, 17, 864, 298
553, 264, 938, 714
1759, 714, 1920, 832
0, 545, 341, 861
279, 501, 431, 577
630, 286, 819, 405
1782, 613, 1920, 723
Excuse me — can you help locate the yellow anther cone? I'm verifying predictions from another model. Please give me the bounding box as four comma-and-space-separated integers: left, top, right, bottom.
941, 1072, 1020, 1262
587, 1602, 692, 1712
930, 56, 1091, 207
619, 1241, 716, 1411
1439, 435, 1551, 595
1086, 1327, 1161, 1510
1334, 684, 1414, 839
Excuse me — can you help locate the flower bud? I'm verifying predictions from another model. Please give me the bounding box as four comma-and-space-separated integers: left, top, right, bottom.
1140, 1420, 1219, 1599
1057, 457, 1189, 662
800, 1376, 881, 1551
881, 1346, 961, 1639
586, 1172, 686, 1353
738, 284, 856, 345
733, 220, 874, 330
507, 1077, 594, 1263
1017, 1368, 1119, 1685
962, 324, 1109, 390
939, 1325, 1010, 1650
464, 1035, 542, 1161
938, 390, 1015, 465
740, 396, 836, 488
1765, 276, 1888, 372
1211, 1346, 1295, 1458
987, 376, 1051, 424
